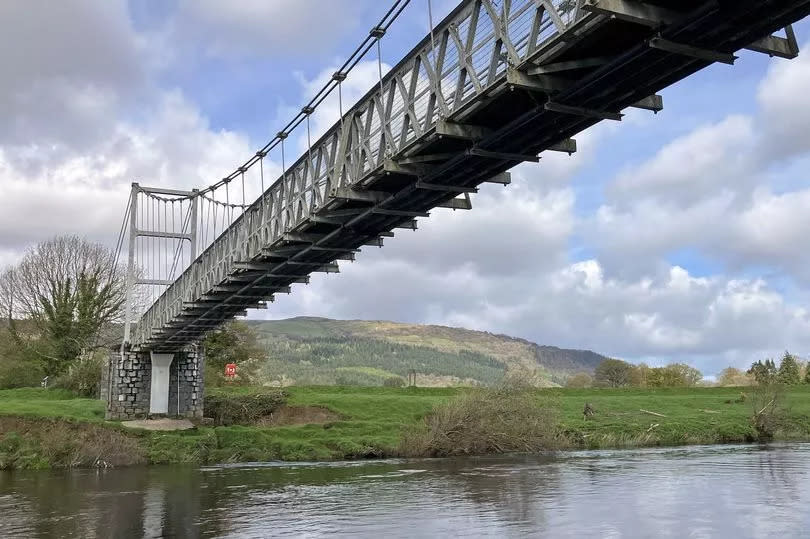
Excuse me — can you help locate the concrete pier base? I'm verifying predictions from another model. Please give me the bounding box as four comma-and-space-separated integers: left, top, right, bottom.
105, 345, 205, 420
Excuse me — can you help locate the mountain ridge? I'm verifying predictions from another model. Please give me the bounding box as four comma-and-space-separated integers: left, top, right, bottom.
247, 317, 608, 387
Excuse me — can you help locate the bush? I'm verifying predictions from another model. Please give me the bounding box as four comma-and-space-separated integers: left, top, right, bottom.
750, 383, 788, 441
399, 385, 560, 457
383, 376, 406, 388
52, 352, 103, 397
204, 392, 287, 426
0, 360, 46, 389
0, 417, 145, 469
565, 372, 593, 388
0, 328, 46, 389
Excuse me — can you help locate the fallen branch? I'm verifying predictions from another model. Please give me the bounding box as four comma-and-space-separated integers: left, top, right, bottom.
756, 398, 775, 417
699, 409, 721, 414
640, 409, 667, 417
646, 423, 660, 432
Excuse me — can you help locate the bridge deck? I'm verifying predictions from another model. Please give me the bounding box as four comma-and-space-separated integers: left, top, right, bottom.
135, 0, 810, 352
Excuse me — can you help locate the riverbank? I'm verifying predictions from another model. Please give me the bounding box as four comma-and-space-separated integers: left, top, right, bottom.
1, 385, 809, 469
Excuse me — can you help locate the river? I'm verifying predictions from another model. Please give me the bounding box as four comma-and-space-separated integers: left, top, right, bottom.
1, 443, 809, 537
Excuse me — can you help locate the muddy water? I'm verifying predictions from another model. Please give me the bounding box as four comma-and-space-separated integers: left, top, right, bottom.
2, 443, 809, 537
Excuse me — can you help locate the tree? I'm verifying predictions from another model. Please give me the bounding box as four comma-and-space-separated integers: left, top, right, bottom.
629, 363, 651, 388
777, 351, 801, 385
667, 363, 703, 386
717, 367, 753, 387
749, 359, 777, 385
594, 359, 634, 388
565, 372, 593, 388
0, 236, 126, 376
203, 321, 265, 386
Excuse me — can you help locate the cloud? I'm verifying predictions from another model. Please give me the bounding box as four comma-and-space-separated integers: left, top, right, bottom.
589, 46, 810, 283
609, 116, 757, 207
172, 0, 374, 59
0, 90, 253, 251
757, 43, 810, 157
271, 255, 810, 374
0, 0, 146, 153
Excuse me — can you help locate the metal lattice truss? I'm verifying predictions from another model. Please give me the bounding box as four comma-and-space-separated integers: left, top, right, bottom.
133, 0, 808, 350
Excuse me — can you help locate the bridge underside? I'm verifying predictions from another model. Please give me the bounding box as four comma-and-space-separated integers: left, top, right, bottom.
138, 0, 810, 353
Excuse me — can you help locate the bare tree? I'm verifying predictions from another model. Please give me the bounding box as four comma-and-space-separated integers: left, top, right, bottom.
0, 235, 127, 375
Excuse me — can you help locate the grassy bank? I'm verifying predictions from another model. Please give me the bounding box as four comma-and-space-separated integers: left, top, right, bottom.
1, 385, 809, 469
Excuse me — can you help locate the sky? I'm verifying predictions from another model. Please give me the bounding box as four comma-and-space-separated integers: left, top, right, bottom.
1, 1, 810, 376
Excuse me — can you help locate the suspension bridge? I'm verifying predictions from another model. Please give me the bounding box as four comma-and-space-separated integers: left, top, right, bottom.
105, 0, 810, 419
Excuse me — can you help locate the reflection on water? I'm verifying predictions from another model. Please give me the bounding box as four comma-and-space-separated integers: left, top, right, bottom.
2, 444, 810, 537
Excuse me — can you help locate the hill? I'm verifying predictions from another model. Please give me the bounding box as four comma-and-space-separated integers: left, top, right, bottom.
246, 317, 608, 387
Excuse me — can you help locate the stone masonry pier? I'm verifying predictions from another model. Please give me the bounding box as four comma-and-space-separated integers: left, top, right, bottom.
104, 345, 204, 420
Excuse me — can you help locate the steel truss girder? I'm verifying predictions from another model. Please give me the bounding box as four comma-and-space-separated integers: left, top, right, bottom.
132, 0, 809, 350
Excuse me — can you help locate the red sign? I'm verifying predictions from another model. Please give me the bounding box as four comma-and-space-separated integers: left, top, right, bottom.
224, 363, 237, 377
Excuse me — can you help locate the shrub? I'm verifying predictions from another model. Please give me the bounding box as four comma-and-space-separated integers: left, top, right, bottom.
383, 376, 406, 388
0, 417, 145, 469
0, 360, 46, 389
399, 385, 560, 457
565, 372, 593, 388
717, 367, 754, 387
203, 321, 264, 387
204, 392, 287, 426
750, 383, 789, 441
52, 351, 103, 398
0, 328, 46, 389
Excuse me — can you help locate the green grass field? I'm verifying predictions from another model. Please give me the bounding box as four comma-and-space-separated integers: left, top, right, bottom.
1, 385, 809, 468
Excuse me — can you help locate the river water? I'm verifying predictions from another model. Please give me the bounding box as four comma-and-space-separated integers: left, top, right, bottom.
1, 443, 809, 538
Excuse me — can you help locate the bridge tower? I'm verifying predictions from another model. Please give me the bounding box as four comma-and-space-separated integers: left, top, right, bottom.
105, 183, 205, 420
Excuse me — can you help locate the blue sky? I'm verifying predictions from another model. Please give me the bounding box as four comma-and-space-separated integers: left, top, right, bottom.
1, 1, 810, 376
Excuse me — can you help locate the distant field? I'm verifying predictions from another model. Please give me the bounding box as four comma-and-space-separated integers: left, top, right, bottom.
1, 385, 809, 468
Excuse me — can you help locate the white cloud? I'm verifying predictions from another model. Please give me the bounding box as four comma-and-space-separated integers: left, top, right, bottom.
173, 0, 374, 59
0, 91, 253, 251
758, 42, 810, 157
609, 115, 757, 207
590, 46, 810, 283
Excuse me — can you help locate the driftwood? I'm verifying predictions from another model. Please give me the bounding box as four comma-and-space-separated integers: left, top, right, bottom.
639, 409, 667, 417
699, 409, 721, 414
647, 423, 660, 432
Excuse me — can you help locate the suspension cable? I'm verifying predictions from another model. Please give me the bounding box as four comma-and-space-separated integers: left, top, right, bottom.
212, 190, 218, 239
133, 0, 415, 304
187, 0, 411, 199
225, 181, 230, 218
168, 203, 192, 279
164, 201, 169, 280
111, 189, 132, 275
241, 169, 246, 208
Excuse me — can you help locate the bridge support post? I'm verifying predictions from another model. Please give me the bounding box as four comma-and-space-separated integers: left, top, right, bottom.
150, 353, 174, 415
105, 345, 205, 420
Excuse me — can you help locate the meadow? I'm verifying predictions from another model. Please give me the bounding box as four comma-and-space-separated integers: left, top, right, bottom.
1, 385, 809, 468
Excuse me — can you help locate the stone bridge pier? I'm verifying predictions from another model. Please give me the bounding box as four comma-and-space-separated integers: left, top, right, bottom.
104, 345, 205, 420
